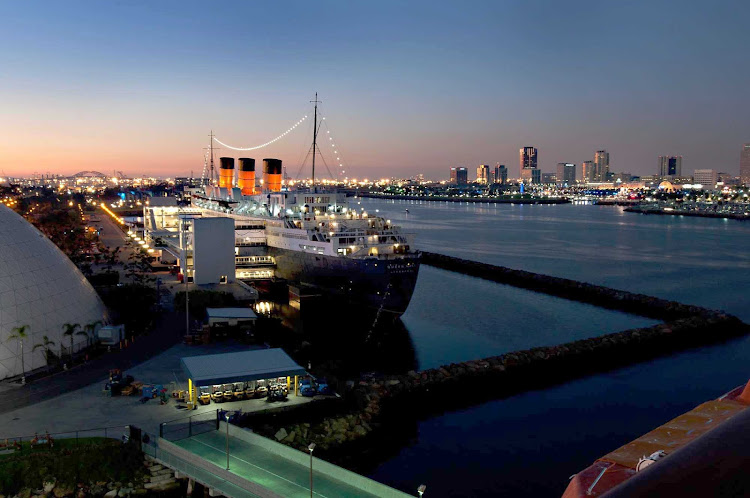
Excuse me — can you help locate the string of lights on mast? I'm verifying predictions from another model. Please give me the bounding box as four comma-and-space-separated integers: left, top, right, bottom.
212, 116, 308, 151
209, 97, 350, 183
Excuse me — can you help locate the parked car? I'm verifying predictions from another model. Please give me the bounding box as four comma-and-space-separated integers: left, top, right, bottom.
299, 378, 317, 397
267, 386, 288, 402
317, 378, 332, 396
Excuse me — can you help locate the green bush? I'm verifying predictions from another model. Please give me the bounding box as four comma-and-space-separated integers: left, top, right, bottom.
0, 439, 145, 495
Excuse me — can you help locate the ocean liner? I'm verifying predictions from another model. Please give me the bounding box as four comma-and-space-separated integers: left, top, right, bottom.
157, 96, 420, 316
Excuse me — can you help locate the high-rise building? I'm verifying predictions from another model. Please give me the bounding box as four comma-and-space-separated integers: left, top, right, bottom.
449, 167, 468, 185
556, 163, 576, 186
594, 150, 610, 182
520, 146, 539, 183
693, 169, 718, 188
582, 161, 595, 183
658, 156, 682, 177
494, 164, 508, 184
741, 144, 750, 185
541, 172, 556, 184
476, 164, 490, 184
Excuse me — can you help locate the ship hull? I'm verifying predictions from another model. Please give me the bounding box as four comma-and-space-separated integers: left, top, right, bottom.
268, 247, 421, 316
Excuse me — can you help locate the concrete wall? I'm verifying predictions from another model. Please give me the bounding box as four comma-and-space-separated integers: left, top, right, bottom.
192, 218, 235, 285
221, 422, 413, 498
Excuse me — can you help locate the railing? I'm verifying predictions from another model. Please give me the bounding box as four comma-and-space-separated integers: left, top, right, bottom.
0, 424, 131, 450
235, 256, 275, 265
160, 410, 220, 442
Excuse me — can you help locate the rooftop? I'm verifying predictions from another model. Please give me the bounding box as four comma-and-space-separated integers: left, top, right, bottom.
181, 348, 306, 386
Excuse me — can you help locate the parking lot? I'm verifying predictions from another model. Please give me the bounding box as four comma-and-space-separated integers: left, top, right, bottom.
0, 340, 323, 439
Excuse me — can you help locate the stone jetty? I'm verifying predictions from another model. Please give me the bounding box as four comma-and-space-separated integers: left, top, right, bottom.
421, 251, 715, 320
252, 253, 749, 455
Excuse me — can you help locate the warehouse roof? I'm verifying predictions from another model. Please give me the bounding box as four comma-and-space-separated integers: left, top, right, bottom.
180, 348, 306, 386
206, 307, 257, 320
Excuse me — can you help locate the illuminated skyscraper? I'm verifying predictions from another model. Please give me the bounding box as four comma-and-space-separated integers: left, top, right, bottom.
476, 164, 490, 184
520, 146, 539, 183
582, 161, 595, 183
594, 150, 610, 181
494, 164, 507, 184
658, 156, 682, 177
450, 167, 468, 185
556, 163, 576, 186
741, 144, 750, 185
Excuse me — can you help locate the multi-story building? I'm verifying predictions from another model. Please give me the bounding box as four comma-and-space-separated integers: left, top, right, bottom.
476, 164, 490, 184
582, 161, 595, 183
556, 163, 576, 186
693, 169, 718, 188
741, 144, 750, 185
658, 156, 683, 177
594, 150, 610, 181
612, 172, 633, 183
541, 172, 556, 184
450, 167, 468, 185
520, 146, 539, 183
494, 164, 508, 184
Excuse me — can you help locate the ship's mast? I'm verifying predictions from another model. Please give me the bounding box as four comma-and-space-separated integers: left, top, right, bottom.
209, 130, 216, 186
311, 93, 321, 191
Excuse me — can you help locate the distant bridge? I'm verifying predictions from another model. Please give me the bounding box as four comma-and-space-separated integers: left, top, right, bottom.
73, 171, 108, 178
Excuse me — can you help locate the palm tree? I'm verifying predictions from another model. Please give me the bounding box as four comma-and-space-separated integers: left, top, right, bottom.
6, 325, 29, 384
77, 320, 101, 348
33, 335, 56, 370
61, 323, 80, 365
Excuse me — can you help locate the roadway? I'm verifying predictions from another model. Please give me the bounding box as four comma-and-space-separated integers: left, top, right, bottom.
175, 431, 383, 498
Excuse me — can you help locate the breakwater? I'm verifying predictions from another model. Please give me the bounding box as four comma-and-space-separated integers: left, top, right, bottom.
247, 253, 749, 457
253, 312, 747, 456
355, 192, 569, 205
421, 251, 713, 320
625, 205, 750, 221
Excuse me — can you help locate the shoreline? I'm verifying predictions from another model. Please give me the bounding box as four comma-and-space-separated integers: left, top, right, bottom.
354, 192, 570, 204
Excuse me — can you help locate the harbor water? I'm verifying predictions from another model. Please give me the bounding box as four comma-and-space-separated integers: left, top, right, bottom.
356, 198, 750, 497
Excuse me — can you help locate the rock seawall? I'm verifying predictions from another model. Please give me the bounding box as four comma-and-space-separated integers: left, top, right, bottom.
421, 251, 714, 320
253, 253, 749, 456
259, 313, 748, 455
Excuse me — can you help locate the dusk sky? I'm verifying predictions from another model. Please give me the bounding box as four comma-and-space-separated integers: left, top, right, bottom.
1, 1, 748, 180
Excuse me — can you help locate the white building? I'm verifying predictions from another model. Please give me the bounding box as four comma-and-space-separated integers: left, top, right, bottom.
693, 169, 718, 189
0, 206, 109, 380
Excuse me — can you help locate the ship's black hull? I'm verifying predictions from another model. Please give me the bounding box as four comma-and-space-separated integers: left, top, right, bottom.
268, 247, 421, 316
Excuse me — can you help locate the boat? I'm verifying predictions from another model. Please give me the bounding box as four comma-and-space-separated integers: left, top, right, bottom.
151, 95, 421, 317
562, 379, 750, 497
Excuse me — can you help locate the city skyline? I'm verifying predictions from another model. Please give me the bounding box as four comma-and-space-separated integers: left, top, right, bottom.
1, 1, 749, 179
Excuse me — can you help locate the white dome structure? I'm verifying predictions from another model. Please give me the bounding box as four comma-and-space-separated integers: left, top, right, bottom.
0, 205, 109, 380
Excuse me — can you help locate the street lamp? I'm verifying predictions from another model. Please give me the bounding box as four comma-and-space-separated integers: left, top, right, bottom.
225, 413, 230, 470
308, 443, 316, 498
418, 484, 426, 497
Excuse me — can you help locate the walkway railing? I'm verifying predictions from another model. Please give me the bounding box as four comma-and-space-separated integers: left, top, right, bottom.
143, 434, 280, 498
160, 410, 219, 441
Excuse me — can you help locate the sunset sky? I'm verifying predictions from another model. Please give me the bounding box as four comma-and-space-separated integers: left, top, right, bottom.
1, 1, 748, 180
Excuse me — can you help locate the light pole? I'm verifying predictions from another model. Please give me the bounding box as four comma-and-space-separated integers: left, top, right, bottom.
308, 443, 316, 498
417, 484, 426, 497
225, 413, 230, 470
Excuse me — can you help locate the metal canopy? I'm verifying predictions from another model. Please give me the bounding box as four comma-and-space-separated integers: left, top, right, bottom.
180, 348, 306, 386
206, 307, 257, 320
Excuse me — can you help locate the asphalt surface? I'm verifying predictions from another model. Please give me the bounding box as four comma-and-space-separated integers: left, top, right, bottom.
0, 209, 182, 414
0, 309, 184, 415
